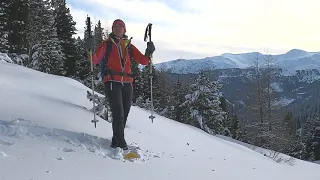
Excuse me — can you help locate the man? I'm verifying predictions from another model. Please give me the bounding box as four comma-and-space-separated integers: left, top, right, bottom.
92, 19, 155, 151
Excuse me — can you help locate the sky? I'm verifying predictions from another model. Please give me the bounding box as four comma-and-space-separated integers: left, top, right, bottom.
66, 0, 320, 63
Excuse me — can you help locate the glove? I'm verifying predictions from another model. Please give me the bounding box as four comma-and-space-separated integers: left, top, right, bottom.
85, 36, 94, 51
145, 41, 155, 58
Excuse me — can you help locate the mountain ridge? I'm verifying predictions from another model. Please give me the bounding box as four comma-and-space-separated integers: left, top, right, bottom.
155, 49, 320, 74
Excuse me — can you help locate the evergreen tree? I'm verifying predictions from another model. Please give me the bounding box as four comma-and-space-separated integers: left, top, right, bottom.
219, 96, 228, 112
283, 137, 307, 160
0, 0, 9, 53
168, 77, 188, 123
52, 0, 77, 77
219, 96, 232, 137
27, 0, 64, 75
138, 62, 159, 109
219, 96, 245, 139
301, 117, 320, 160
94, 20, 103, 50
5, 0, 29, 64
182, 70, 229, 135
73, 16, 93, 88
26, 0, 42, 68
92, 20, 105, 93
74, 37, 90, 84
283, 111, 296, 136
229, 114, 242, 139
155, 70, 171, 115
131, 60, 143, 104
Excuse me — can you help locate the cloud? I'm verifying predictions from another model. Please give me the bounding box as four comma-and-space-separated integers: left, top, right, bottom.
67, 0, 320, 63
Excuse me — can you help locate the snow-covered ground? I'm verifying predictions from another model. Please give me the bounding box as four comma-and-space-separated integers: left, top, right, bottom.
0, 60, 320, 180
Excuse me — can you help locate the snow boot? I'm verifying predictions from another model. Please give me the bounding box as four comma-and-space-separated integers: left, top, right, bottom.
113, 147, 123, 159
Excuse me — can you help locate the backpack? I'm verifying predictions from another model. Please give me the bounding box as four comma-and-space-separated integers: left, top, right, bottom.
99, 39, 134, 81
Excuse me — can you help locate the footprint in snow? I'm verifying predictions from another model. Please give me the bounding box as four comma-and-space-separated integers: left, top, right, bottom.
56, 156, 64, 160
52, 147, 75, 153
60, 147, 75, 152
0, 139, 14, 146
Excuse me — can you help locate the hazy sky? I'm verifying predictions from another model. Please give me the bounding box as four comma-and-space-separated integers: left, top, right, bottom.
67, 0, 320, 63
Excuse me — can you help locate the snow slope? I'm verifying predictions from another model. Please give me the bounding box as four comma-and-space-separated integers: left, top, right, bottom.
0, 60, 320, 180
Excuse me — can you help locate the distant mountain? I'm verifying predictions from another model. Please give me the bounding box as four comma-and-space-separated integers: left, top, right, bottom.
155, 49, 320, 124
164, 68, 320, 125
155, 49, 320, 75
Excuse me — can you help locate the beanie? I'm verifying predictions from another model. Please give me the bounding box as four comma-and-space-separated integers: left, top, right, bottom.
112, 19, 126, 33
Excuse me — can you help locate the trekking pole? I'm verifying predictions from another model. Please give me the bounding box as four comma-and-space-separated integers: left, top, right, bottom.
144, 23, 155, 123
85, 16, 98, 128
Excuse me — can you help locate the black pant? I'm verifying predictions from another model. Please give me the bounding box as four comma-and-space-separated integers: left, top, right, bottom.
104, 81, 133, 148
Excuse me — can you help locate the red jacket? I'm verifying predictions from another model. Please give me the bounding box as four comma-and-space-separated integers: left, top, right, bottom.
92, 35, 150, 83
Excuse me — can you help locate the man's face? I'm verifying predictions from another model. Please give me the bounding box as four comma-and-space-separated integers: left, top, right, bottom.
113, 21, 125, 38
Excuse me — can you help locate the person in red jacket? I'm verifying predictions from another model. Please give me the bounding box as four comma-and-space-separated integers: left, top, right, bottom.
92, 19, 155, 151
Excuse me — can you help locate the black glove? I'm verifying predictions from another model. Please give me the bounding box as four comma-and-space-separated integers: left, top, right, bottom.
85, 36, 94, 51
145, 41, 155, 58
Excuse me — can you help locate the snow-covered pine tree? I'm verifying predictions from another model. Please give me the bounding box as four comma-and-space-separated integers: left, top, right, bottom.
74, 37, 90, 85
283, 137, 307, 160
300, 117, 320, 161
39, 0, 64, 75
26, 0, 42, 69
27, 0, 64, 75
0, 0, 9, 53
52, 0, 78, 77
218, 96, 246, 140
155, 70, 171, 115
182, 70, 229, 135
138, 62, 166, 114
74, 16, 92, 88
283, 112, 297, 137
92, 20, 105, 93
131, 59, 142, 104
94, 20, 103, 50
168, 77, 188, 123
229, 114, 247, 140
135, 62, 155, 108
282, 113, 307, 160
219, 96, 232, 136
5, 0, 29, 65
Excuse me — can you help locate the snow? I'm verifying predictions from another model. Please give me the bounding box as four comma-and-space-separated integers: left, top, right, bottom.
220, 52, 259, 68
271, 82, 283, 92
216, 135, 298, 165
0, 52, 13, 63
155, 49, 320, 75
0, 61, 320, 180
272, 97, 295, 106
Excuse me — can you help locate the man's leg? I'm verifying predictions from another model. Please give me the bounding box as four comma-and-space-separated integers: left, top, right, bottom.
104, 81, 126, 148
122, 82, 133, 128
